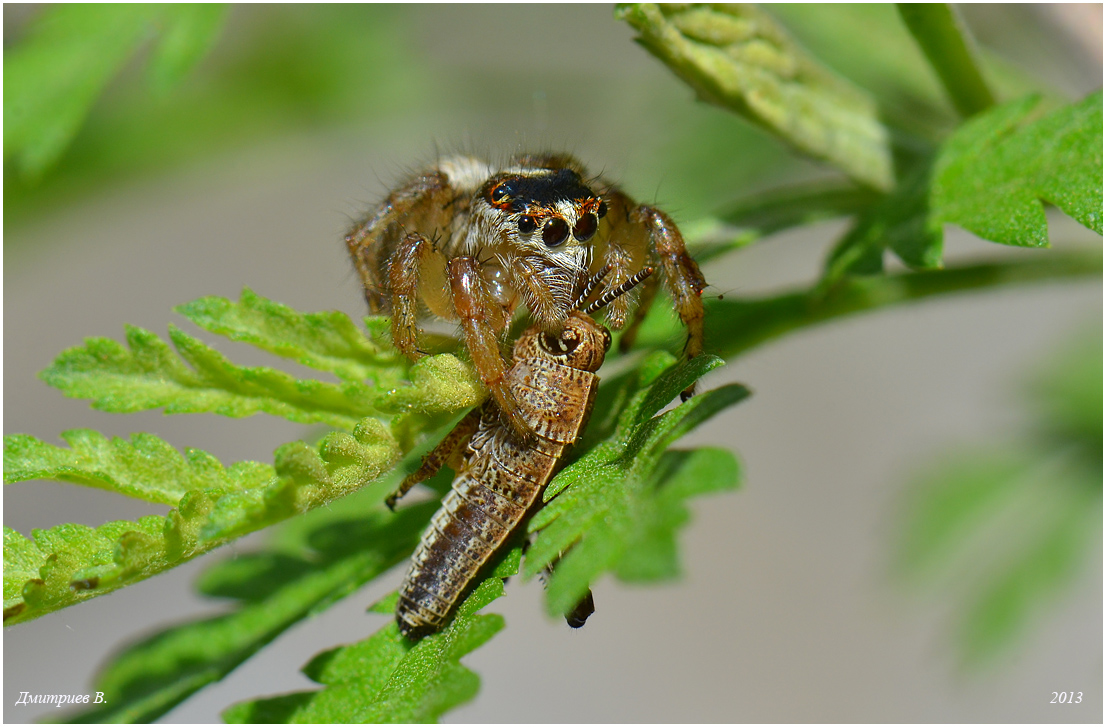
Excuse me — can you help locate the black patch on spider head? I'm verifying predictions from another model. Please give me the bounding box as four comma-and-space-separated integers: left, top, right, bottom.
507, 168, 597, 212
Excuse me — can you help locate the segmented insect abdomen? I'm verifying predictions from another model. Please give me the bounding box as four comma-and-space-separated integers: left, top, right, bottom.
396, 428, 562, 637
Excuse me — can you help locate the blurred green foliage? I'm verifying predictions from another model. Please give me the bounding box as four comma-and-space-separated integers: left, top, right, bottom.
5, 5, 227, 179
895, 326, 1102, 666
4, 5, 422, 226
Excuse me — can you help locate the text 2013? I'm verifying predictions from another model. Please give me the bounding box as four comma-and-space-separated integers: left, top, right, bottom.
1051, 692, 1083, 704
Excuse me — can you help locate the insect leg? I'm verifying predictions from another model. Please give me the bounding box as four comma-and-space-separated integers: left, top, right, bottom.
538, 557, 596, 629
565, 588, 596, 628
386, 407, 482, 511
447, 257, 531, 439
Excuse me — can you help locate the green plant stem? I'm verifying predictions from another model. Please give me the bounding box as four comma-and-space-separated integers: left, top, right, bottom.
897, 4, 995, 117
642, 249, 1101, 359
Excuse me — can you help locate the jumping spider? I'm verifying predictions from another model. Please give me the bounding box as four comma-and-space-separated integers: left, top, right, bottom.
346, 152, 706, 436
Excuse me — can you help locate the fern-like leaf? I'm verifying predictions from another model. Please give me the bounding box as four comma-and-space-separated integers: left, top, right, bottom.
40, 324, 378, 428
932, 91, 1103, 246
3, 420, 400, 625
175, 288, 402, 383
3, 429, 270, 505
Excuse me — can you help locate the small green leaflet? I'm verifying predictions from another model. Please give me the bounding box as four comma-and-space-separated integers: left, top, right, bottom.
4, 428, 272, 506
224, 547, 521, 724
616, 3, 893, 190
176, 288, 403, 384
41, 289, 483, 430
524, 353, 749, 616
932, 91, 1104, 247
41, 324, 377, 429
3, 420, 400, 626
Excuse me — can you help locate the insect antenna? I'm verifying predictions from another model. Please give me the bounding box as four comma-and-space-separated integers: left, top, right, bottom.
571, 264, 614, 310
583, 267, 654, 314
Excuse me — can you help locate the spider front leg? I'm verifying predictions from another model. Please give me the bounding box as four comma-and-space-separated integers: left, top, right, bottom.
601, 190, 707, 363
388, 232, 448, 359
447, 257, 531, 438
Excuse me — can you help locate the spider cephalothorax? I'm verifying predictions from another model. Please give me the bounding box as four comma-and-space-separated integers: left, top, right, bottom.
346, 152, 706, 436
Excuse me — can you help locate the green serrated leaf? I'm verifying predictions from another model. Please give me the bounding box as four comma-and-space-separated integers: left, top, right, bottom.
66, 504, 434, 724
615, 448, 740, 581
175, 288, 402, 383
3, 420, 400, 626
616, 3, 893, 190
224, 548, 519, 724
932, 91, 1104, 246
3, 430, 269, 505
524, 353, 748, 617
39, 323, 377, 428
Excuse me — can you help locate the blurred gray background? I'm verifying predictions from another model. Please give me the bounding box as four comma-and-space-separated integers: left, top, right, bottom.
4, 4, 1102, 723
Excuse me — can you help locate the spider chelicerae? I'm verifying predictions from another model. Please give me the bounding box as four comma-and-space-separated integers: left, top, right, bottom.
346, 152, 706, 435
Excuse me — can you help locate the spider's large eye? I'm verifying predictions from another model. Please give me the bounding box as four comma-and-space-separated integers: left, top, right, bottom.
517, 216, 537, 234
490, 182, 513, 204
573, 213, 598, 242
542, 217, 570, 247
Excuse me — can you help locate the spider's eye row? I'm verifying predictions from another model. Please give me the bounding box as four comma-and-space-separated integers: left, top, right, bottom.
597, 201, 608, 219
573, 213, 598, 242
542, 217, 570, 247
517, 216, 537, 234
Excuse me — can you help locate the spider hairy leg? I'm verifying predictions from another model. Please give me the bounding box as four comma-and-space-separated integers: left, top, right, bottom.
345, 171, 451, 313
389, 232, 447, 359
597, 189, 649, 331
448, 257, 532, 440
386, 407, 482, 511
638, 204, 706, 359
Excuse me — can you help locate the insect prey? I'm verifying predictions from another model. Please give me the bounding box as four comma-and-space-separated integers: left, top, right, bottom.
386, 265, 655, 639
